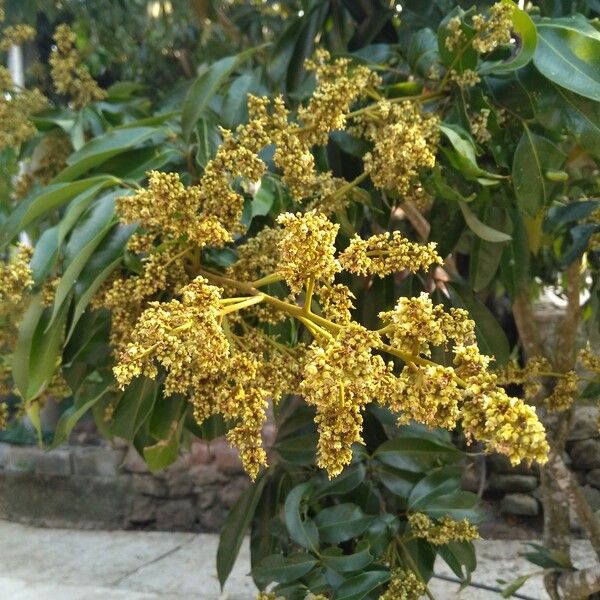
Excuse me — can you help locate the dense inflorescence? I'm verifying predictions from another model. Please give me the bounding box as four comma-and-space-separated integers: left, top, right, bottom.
408, 512, 479, 545
379, 568, 426, 600
95, 53, 552, 482
49, 24, 106, 109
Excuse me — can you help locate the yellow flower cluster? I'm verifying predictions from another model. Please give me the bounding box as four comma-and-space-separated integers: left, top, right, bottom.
472, 2, 513, 54
470, 108, 491, 143
113, 276, 229, 394
445, 16, 464, 51
300, 49, 380, 146
379, 568, 425, 600
0, 400, 7, 430
228, 226, 283, 283
357, 100, 439, 196
449, 69, 481, 88
0, 66, 48, 151
277, 211, 340, 294
0, 243, 33, 311
49, 24, 106, 109
117, 171, 230, 248
339, 232, 441, 278
199, 96, 270, 230
317, 283, 355, 324
546, 371, 578, 413
408, 512, 479, 545
456, 346, 548, 465
301, 325, 389, 476
95, 245, 188, 352
0, 24, 35, 51
379, 293, 474, 356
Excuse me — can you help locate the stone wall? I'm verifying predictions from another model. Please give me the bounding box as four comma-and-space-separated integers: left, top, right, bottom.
477, 405, 600, 521
0, 438, 248, 531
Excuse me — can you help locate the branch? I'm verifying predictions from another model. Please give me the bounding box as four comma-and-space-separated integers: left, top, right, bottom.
512, 289, 543, 359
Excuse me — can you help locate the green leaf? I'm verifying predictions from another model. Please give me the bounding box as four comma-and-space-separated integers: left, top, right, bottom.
54, 127, 161, 182
284, 482, 319, 552
143, 412, 185, 472
314, 504, 373, 544
408, 28, 440, 77
501, 574, 532, 598
469, 204, 510, 291
12, 296, 69, 402
52, 381, 111, 447
373, 437, 462, 473
500, 209, 530, 299
50, 193, 118, 324
110, 377, 158, 442
316, 463, 366, 498
376, 464, 420, 500
447, 280, 510, 365
321, 541, 374, 573
534, 15, 600, 102
182, 48, 259, 141
66, 224, 134, 340
0, 176, 117, 246
30, 226, 60, 285
512, 128, 565, 216
408, 465, 462, 510
438, 541, 476, 584
252, 553, 318, 584
479, 1, 537, 74
459, 200, 511, 243
274, 432, 317, 466
366, 514, 400, 557
194, 118, 221, 168
217, 472, 269, 588
335, 569, 390, 600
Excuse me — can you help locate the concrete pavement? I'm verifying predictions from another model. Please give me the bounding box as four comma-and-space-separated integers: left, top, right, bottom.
0, 519, 595, 599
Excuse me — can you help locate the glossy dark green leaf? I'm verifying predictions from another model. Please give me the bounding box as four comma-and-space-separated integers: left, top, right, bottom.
321, 541, 373, 573
407, 28, 440, 77
314, 504, 373, 544
52, 381, 112, 447
512, 128, 565, 216
534, 15, 600, 101
447, 280, 510, 365
561, 223, 597, 266
335, 569, 390, 600
50, 193, 118, 324
54, 127, 161, 182
546, 199, 600, 231
195, 118, 221, 168
376, 464, 420, 500
143, 411, 185, 472
414, 490, 481, 521
0, 176, 117, 246
252, 553, 318, 584
459, 200, 511, 243
373, 437, 461, 473
30, 226, 59, 285
274, 432, 317, 466
217, 473, 269, 588
182, 48, 259, 141
408, 465, 462, 510
501, 209, 530, 299
110, 377, 158, 441
12, 296, 69, 402
365, 514, 400, 557
438, 541, 477, 584
316, 463, 366, 498
284, 482, 319, 552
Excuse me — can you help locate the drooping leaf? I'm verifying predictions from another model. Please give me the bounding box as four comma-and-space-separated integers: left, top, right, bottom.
512, 128, 565, 216
284, 482, 320, 552
335, 569, 390, 600
534, 15, 600, 102
252, 553, 318, 585
314, 504, 373, 544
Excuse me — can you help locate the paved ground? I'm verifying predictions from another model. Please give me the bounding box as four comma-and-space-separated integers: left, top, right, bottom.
0, 519, 594, 599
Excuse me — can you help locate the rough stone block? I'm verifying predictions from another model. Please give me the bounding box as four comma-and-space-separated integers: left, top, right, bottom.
167, 473, 194, 498
219, 478, 248, 509
586, 468, 600, 490
569, 406, 600, 441
198, 503, 227, 531
582, 485, 600, 512
488, 454, 538, 476
132, 474, 168, 497
155, 498, 195, 530
190, 464, 226, 487
71, 447, 124, 477
2, 445, 38, 473
488, 474, 538, 493
35, 450, 72, 476
570, 439, 600, 470
128, 494, 157, 525
122, 447, 149, 474
500, 493, 539, 516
